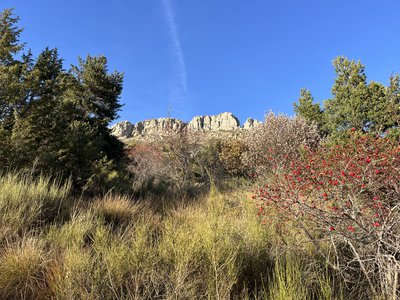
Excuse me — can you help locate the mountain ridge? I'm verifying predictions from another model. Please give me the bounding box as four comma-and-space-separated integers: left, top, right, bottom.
111, 112, 262, 140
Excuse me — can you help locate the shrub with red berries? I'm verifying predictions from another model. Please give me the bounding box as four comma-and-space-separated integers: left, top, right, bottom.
254, 131, 400, 296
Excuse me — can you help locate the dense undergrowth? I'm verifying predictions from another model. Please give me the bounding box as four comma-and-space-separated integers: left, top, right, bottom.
0, 119, 399, 300
0, 172, 349, 300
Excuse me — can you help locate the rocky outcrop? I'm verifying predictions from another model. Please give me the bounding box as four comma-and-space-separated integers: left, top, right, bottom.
243, 118, 262, 129
111, 120, 134, 138
187, 112, 240, 132
111, 112, 261, 140
131, 118, 185, 137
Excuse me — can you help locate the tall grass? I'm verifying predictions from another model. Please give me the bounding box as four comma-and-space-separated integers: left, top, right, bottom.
0, 172, 349, 299
0, 172, 71, 239
0, 236, 50, 299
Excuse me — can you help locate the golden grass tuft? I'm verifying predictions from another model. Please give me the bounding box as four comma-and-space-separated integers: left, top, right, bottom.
93, 194, 140, 226
0, 237, 50, 300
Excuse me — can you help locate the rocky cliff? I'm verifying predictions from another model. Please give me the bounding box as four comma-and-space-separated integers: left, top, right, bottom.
243, 118, 262, 129
111, 112, 261, 140
187, 112, 240, 132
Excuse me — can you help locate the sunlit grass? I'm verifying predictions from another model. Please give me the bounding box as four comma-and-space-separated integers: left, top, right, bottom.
0, 172, 350, 299
0, 171, 71, 239
0, 236, 50, 299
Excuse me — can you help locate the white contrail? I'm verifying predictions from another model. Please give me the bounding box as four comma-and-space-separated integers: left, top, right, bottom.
161, 0, 189, 97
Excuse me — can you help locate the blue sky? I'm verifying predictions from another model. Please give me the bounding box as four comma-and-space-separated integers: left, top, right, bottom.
2, 1, 400, 125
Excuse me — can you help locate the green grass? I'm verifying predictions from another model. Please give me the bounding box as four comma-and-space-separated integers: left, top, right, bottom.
0, 171, 71, 240
0, 172, 351, 299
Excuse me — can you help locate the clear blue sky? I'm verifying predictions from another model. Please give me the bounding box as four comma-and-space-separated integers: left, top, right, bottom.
2, 1, 400, 125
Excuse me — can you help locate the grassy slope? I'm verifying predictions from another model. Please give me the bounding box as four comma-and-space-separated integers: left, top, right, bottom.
0, 173, 344, 299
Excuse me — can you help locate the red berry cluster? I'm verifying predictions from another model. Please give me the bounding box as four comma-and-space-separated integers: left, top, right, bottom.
253, 131, 400, 241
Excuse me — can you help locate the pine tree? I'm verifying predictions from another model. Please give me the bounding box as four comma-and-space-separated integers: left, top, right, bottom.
0, 8, 26, 166
71, 55, 123, 125
0, 9, 126, 190
293, 88, 324, 132
367, 81, 388, 132
10, 48, 66, 169
386, 74, 400, 129
0, 8, 26, 126
324, 57, 369, 132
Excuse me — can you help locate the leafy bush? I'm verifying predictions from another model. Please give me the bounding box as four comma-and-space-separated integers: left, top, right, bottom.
254, 131, 400, 298
218, 139, 249, 176
243, 112, 321, 177
127, 141, 169, 196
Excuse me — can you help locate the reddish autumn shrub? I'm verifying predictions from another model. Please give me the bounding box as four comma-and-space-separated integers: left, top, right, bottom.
127, 141, 168, 195
254, 131, 400, 297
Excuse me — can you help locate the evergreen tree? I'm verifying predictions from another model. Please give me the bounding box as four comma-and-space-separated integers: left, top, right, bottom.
0, 8, 26, 166
71, 55, 123, 124
10, 48, 66, 169
0, 9, 126, 191
324, 56, 399, 134
68, 55, 124, 162
0, 8, 26, 126
0, 8, 23, 64
324, 57, 370, 132
293, 88, 324, 132
385, 74, 400, 129
367, 81, 388, 132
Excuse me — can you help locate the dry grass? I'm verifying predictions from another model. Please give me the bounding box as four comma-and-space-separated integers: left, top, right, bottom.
92, 194, 141, 226
0, 171, 71, 240
0, 172, 352, 299
0, 237, 50, 299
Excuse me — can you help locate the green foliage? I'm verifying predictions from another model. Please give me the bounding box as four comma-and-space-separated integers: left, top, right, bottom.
324, 57, 369, 132
0, 8, 23, 64
293, 88, 324, 132
367, 81, 388, 132
70, 55, 123, 124
218, 139, 248, 176
386, 74, 400, 129
296, 56, 400, 138
0, 8, 26, 126
0, 9, 126, 190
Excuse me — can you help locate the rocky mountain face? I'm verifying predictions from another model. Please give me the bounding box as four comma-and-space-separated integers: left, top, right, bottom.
111, 112, 261, 140
187, 112, 240, 132
243, 118, 262, 130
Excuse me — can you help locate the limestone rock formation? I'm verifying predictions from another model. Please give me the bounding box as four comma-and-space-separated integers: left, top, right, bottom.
111, 120, 134, 138
187, 112, 240, 132
131, 118, 185, 137
243, 118, 262, 129
111, 112, 262, 140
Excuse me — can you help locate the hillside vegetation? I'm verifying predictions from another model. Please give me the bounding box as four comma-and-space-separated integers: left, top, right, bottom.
0, 8, 399, 300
